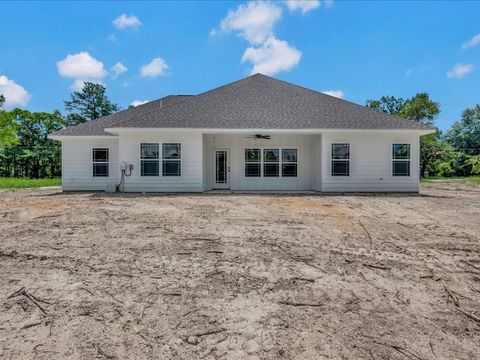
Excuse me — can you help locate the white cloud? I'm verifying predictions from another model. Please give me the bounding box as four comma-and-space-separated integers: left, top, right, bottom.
219, 1, 282, 45
285, 0, 334, 12
57, 52, 107, 79
140, 57, 169, 77
215, 1, 302, 75
70, 79, 104, 92
285, 0, 320, 14
113, 14, 142, 29
405, 68, 412, 77
111, 62, 127, 79
461, 33, 480, 50
242, 36, 301, 75
0, 75, 31, 108
447, 63, 474, 79
321, 89, 344, 99
107, 34, 116, 43
130, 100, 149, 107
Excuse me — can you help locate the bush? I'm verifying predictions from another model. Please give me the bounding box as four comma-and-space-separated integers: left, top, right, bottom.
435, 161, 455, 177
421, 138, 460, 177
466, 155, 480, 175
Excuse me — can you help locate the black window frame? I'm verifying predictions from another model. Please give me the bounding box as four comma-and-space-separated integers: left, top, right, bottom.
245, 148, 261, 177
392, 144, 410, 177
92, 148, 109, 177
281, 149, 298, 177
331, 143, 350, 176
162, 143, 181, 177
140, 143, 159, 176
263, 149, 280, 177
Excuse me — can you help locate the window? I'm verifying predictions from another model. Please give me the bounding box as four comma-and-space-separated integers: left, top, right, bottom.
282, 149, 297, 177
245, 149, 261, 177
92, 148, 109, 177
263, 149, 279, 177
245, 148, 298, 178
392, 144, 410, 176
162, 143, 181, 176
141, 143, 159, 176
331, 143, 350, 176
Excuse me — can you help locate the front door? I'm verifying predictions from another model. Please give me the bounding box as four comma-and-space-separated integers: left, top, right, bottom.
213, 149, 230, 189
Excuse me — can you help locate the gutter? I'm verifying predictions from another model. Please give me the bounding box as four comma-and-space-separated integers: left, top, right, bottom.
48, 135, 118, 141
103, 127, 436, 136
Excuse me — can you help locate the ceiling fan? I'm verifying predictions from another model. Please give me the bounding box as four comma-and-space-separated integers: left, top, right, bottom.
245, 134, 271, 140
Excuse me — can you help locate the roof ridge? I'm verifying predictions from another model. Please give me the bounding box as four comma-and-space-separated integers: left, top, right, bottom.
262, 75, 433, 130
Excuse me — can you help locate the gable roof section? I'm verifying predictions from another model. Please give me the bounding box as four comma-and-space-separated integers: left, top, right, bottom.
52, 74, 433, 136
51, 95, 192, 136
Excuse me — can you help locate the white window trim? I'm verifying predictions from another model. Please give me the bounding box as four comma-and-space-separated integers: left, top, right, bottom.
331, 143, 350, 177
244, 148, 261, 177
140, 143, 160, 177
263, 148, 280, 178
162, 143, 182, 177
92, 148, 109, 177
392, 143, 411, 177
244, 147, 299, 178
281, 148, 298, 177
139, 142, 183, 177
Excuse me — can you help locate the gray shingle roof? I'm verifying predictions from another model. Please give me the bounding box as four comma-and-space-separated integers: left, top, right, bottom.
52, 74, 433, 136
51, 95, 192, 136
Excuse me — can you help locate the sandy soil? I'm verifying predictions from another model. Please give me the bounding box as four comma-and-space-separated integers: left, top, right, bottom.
1, 181, 479, 360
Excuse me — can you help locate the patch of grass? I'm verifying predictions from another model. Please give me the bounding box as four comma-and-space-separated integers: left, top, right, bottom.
0, 178, 61, 189
421, 176, 480, 185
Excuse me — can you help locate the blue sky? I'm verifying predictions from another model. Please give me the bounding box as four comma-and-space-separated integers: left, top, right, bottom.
1, 0, 479, 131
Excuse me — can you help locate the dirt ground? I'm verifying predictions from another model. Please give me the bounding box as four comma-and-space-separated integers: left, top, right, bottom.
1, 182, 479, 360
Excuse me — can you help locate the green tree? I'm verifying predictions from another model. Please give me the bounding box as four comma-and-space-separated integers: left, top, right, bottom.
0, 109, 65, 178
64, 82, 120, 126
365, 96, 406, 116
398, 93, 439, 127
366, 93, 439, 126
0, 95, 18, 149
0, 109, 18, 149
444, 104, 480, 155
421, 138, 459, 176
466, 155, 480, 175
366, 93, 441, 176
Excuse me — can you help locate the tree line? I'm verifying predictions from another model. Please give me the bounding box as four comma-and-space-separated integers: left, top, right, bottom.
0, 82, 479, 178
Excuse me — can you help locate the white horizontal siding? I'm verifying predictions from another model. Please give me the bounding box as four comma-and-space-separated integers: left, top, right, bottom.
59, 130, 422, 193
313, 134, 322, 191
119, 131, 203, 192
321, 132, 420, 192
61, 138, 119, 191
203, 134, 316, 191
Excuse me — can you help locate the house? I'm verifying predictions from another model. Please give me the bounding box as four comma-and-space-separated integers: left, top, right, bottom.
49, 74, 435, 192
